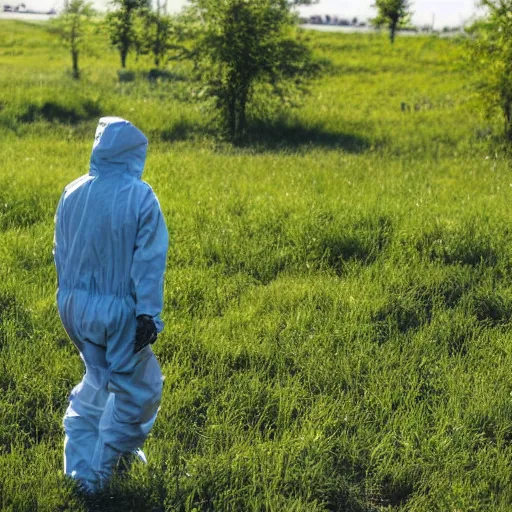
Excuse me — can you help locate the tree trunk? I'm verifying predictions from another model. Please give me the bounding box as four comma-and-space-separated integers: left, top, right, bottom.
72, 49, 79, 79
505, 100, 512, 140
236, 87, 248, 142
120, 9, 131, 69
228, 94, 237, 141
231, 92, 246, 143
390, 20, 397, 44
226, 81, 250, 144
70, 17, 79, 79
120, 45, 128, 68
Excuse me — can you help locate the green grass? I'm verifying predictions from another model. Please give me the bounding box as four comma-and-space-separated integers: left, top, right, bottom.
1, 19, 512, 511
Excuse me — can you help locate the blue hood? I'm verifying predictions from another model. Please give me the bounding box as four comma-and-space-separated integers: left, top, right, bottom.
89, 117, 148, 178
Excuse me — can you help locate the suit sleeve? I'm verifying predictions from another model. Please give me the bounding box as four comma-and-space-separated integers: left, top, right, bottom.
53, 192, 66, 284
131, 188, 169, 332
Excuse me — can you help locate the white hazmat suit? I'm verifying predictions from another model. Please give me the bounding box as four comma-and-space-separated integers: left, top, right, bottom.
53, 117, 168, 491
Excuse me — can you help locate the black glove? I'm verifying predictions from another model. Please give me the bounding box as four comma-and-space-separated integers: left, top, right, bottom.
134, 314, 158, 354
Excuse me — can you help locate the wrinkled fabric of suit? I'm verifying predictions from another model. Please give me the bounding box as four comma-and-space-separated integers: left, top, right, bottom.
53, 117, 168, 491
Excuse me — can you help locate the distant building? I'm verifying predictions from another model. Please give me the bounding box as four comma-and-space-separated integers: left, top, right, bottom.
3, 3, 57, 14
304, 14, 369, 29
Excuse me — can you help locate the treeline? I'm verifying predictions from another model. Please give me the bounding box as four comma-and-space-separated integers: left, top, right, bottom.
51, 0, 324, 141
45, 0, 512, 144
48, 0, 415, 142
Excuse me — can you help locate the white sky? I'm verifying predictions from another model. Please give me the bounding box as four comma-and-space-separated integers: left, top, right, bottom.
299, 0, 483, 27
17, 0, 483, 28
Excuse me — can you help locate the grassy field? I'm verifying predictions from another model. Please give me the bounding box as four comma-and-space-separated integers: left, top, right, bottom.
1, 19, 512, 512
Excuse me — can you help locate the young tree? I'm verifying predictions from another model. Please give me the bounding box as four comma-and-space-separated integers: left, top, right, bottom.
131, 10, 148, 62
51, 0, 95, 79
144, 0, 175, 68
372, 0, 412, 43
190, 0, 318, 142
127, 4, 193, 69
468, 1, 512, 140
106, 0, 149, 68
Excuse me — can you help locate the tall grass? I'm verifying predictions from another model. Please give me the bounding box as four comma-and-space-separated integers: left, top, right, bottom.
1, 20, 512, 511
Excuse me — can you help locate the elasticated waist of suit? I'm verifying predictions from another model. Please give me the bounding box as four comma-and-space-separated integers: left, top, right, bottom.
59, 287, 134, 300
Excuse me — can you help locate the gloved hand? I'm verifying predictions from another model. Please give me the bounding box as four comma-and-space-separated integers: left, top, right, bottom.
134, 315, 157, 354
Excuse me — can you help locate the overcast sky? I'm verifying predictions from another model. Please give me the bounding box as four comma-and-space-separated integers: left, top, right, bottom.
299, 0, 483, 27
21, 0, 484, 28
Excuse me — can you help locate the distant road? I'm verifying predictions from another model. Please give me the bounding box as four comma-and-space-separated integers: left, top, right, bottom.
300, 24, 376, 34
2, 16, 373, 25
0, 12, 56, 21
0, 14, 459, 38
300, 24, 461, 37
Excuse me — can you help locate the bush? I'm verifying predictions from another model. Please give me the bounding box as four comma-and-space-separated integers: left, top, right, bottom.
468, 1, 512, 140
189, 0, 318, 142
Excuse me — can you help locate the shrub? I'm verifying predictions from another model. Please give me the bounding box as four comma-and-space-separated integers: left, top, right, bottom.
189, 0, 318, 142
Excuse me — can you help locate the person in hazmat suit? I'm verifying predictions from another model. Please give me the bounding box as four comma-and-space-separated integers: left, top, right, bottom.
53, 117, 168, 492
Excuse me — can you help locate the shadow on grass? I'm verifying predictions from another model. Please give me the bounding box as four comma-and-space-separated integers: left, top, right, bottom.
74, 482, 165, 512
147, 68, 188, 83
117, 68, 189, 83
18, 100, 102, 124
160, 118, 372, 153
415, 225, 499, 267
241, 119, 371, 153
160, 119, 217, 143
472, 289, 512, 327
